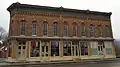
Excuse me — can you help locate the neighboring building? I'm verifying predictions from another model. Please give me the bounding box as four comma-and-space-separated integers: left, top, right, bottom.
7, 2, 116, 62
0, 45, 7, 58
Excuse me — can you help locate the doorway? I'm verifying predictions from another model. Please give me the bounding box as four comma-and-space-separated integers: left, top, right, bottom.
17, 41, 26, 60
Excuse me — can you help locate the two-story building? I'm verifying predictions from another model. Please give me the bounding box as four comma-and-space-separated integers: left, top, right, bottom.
7, 2, 116, 62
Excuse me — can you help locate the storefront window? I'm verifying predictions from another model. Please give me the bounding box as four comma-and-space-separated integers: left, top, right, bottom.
105, 42, 112, 55
41, 41, 49, 57
98, 41, 105, 55
90, 42, 98, 55
51, 40, 59, 56
80, 42, 88, 55
63, 41, 71, 56
30, 41, 40, 57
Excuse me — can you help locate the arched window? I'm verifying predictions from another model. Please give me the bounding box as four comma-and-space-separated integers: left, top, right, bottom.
32, 21, 37, 35
43, 21, 48, 36
89, 24, 94, 37
53, 22, 58, 36
105, 25, 111, 37
81, 23, 86, 36
98, 25, 102, 37
72, 22, 77, 36
21, 20, 26, 35
63, 22, 68, 36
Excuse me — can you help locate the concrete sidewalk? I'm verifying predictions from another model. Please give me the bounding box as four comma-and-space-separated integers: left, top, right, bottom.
0, 58, 120, 66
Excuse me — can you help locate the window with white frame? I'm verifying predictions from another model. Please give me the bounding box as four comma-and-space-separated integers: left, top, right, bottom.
63, 22, 68, 36
72, 22, 77, 36
105, 25, 111, 37
90, 24, 94, 37
21, 22, 26, 35
43, 21, 48, 36
53, 22, 58, 36
98, 25, 102, 37
32, 21, 37, 35
81, 23, 86, 36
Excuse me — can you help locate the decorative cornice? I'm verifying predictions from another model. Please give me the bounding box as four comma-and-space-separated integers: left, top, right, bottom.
10, 11, 110, 21
7, 2, 112, 17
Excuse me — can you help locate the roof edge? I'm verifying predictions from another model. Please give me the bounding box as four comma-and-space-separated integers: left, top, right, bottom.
7, 2, 112, 16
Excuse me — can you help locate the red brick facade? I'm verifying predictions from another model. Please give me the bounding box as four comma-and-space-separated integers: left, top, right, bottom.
6, 2, 116, 62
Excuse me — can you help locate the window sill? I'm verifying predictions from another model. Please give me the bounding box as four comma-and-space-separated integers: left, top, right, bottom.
20, 35, 25, 36
32, 35, 37, 36
73, 36, 77, 37
81, 36, 86, 38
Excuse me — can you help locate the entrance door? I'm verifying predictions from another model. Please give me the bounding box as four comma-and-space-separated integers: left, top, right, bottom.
18, 44, 26, 60
72, 45, 79, 56
72, 41, 79, 56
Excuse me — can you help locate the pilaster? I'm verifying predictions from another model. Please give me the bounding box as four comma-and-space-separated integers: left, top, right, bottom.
59, 40, 63, 57
26, 41, 30, 58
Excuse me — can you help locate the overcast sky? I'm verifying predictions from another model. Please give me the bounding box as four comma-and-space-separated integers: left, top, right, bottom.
0, 0, 120, 39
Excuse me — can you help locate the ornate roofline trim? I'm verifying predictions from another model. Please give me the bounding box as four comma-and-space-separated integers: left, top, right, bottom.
7, 2, 112, 16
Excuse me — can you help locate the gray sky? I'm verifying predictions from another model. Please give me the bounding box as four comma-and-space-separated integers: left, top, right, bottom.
0, 0, 120, 39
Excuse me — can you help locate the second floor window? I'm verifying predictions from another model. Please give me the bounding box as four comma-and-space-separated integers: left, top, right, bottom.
53, 22, 58, 36
32, 21, 37, 35
81, 23, 86, 36
98, 25, 102, 37
43, 22, 48, 36
89, 24, 94, 37
21, 22, 26, 35
72, 22, 77, 36
63, 22, 68, 36
105, 25, 111, 37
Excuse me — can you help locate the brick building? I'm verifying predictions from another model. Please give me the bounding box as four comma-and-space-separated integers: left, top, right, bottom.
7, 2, 116, 62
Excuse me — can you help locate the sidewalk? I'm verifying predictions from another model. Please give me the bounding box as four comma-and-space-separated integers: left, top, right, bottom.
0, 58, 120, 66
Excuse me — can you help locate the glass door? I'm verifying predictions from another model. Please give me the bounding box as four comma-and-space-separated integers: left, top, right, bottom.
72, 41, 79, 56
18, 44, 26, 60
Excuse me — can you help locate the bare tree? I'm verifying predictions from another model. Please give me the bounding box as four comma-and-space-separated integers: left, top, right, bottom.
0, 26, 8, 44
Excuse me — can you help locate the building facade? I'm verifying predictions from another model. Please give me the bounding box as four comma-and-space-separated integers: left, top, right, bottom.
7, 2, 116, 62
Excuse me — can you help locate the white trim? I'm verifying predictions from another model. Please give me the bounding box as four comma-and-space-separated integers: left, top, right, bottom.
32, 35, 37, 36
9, 36, 114, 40
20, 35, 25, 36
